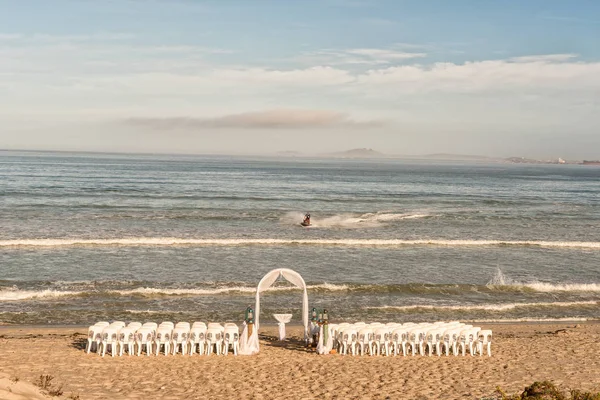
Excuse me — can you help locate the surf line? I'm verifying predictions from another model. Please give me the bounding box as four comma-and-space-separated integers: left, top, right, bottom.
1, 238, 599, 249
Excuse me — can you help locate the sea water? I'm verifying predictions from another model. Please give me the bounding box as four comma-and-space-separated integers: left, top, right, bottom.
1, 150, 599, 325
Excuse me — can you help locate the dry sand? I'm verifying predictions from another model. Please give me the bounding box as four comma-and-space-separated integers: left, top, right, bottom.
0, 323, 599, 400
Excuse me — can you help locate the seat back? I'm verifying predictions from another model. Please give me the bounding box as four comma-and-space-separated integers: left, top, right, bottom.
175, 322, 190, 329
374, 327, 389, 343
95, 321, 110, 328
172, 326, 189, 343
192, 321, 207, 328
206, 327, 222, 343
119, 327, 136, 343
478, 330, 492, 344
137, 328, 153, 343
127, 322, 142, 330
357, 327, 373, 343
155, 326, 172, 343
224, 327, 239, 342
102, 327, 119, 342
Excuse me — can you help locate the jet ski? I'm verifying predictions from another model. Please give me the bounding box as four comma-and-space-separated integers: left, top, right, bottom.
300, 213, 311, 227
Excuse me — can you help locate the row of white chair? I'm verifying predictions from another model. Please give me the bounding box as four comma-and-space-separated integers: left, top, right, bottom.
327, 321, 492, 356
86, 321, 240, 357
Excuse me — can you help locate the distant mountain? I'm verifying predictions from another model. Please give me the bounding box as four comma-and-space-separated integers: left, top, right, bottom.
322, 148, 386, 159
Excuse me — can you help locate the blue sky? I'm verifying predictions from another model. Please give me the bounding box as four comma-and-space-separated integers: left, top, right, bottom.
1, 0, 599, 157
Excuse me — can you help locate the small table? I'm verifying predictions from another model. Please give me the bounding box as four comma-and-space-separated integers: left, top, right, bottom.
273, 314, 293, 341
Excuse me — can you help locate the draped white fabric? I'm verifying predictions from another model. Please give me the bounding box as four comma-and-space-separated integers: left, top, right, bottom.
316, 325, 334, 355
238, 322, 259, 355
239, 268, 308, 355
273, 314, 293, 341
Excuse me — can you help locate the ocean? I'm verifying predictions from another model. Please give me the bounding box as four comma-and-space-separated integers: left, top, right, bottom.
1, 150, 599, 326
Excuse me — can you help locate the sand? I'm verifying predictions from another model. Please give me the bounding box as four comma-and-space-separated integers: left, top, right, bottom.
0, 323, 599, 399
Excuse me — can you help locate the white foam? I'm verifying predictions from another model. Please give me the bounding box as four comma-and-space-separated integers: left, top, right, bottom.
465, 317, 590, 323
0, 289, 79, 301
281, 211, 431, 228
2, 237, 599, 248
365, 300, 599, 312
487, 269, 600, 292
114, 283, 349, 296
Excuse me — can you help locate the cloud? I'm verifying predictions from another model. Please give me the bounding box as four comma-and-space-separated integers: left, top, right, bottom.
125, 109, 383, 130
510, 54, 578, 63
357, 54, 600, 93
297, 48, 426, 66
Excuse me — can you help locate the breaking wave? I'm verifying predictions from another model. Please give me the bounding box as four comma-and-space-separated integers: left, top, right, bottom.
366, 301, 599, 312
2, 237, 599, 249
0, 289, 81, 301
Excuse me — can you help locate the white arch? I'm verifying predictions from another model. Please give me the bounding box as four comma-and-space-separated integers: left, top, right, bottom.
240, 268, 309, 355
255, 268, 309, 337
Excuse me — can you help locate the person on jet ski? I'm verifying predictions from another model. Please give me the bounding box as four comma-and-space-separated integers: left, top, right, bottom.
303, 213, 311, 225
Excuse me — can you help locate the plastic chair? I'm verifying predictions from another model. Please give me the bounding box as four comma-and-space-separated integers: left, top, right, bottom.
118, 327, 137, 356
458, 327, 481, 356
110, 321, 126, 329
175, 322, 191, 330
391, 327, 410, 356
86, 324, 107, 354
127, 322, 142, 331
155, 326, 173, 356
172, 326, 190, 355
425, 328, 445, 356
189, 325, 207, 355
372, 327, 391, 356
223, 325, 240, 356
357, 327, 374, 356
477, 330, 492, 356
341, 329, 357, 355
206, 327, 223, 355
408, 327, 429, 356
101, 326, 119, 357
136, 328, 154, 356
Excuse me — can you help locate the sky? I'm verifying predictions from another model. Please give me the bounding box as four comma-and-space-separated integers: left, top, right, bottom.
0, 0, 599, 158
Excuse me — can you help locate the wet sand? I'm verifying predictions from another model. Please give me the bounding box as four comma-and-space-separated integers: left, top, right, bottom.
0, 322, 599, 399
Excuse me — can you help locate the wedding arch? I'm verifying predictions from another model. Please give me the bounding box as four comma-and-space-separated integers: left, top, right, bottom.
239, 268, 308, 355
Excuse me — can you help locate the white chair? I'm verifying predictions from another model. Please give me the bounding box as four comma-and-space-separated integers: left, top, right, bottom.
101, 326, 119, 357
142, 322, 158, 332
136, 328, 154, 356
391, 327, 410, 356
155, 326, 173, 356
192, 321, 206, 328
477, 330, 492, 357
86, 324, 107, 354
458, 327, 481, 356
341, 328, 357, 355
357, 327, 374, 356
110, 321, 126, 329
408, 327, 429, 356
372, 327, 391, 356
172, 326, 190, 355
223, 325, 240, 356
206, 327, 223, 355
127, 322, 142, 331
175, 322, 191, 330
189, 325, 207, 355
118, 327, 137, 356
425, 328, 445, 356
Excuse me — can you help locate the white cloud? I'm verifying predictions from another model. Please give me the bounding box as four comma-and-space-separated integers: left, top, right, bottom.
297, 48, 426, 66
510, 54, 578, 63
357, 55, 600, 93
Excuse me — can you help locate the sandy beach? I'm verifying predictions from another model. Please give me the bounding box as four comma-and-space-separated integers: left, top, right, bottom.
0, 322, 599, 399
